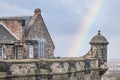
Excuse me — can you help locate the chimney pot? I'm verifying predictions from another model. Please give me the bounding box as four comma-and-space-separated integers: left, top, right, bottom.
34, 8, 41, 15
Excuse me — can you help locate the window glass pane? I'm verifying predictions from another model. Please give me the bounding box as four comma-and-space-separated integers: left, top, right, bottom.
29, 45, 33, 58
17, 47, 23, 59
0, 45, 3, 59
38, 38, 46, 58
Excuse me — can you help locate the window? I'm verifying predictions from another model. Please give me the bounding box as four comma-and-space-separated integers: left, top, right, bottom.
29, 45, 34, 58
0, 45, 3, 59
17, 47, 23, 59
18, 20, 26, 26
5, 45, 12, 59
85, 60, 91, 74
38, 38, 46, 58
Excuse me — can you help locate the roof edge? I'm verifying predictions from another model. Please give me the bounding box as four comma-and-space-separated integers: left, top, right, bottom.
0, 23, 19, 40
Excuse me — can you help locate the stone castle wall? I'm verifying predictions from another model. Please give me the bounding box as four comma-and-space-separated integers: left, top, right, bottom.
0, 9, 108, 80
0, 58, 107, 80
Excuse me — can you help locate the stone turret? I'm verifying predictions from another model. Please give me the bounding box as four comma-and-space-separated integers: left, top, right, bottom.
89, 30, 109, 66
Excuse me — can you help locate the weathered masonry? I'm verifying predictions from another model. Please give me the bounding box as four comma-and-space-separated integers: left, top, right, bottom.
0, 8, 109, 80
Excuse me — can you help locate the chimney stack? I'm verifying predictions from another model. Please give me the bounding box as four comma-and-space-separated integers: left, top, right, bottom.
34, 8, 41, 15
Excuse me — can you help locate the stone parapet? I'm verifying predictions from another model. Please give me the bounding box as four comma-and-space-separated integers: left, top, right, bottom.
0, 58, 106, 80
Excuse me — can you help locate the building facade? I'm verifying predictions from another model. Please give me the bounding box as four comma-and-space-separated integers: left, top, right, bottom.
0, 9, 109, 80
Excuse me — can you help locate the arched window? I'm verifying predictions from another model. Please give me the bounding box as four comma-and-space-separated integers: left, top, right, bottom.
38, 38, 46, 58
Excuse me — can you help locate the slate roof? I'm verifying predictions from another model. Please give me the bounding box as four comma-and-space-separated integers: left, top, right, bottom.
0, 24, 17, 44
0, 16, 32, 40
1, 21, 23, 40
0, 16, 32, 27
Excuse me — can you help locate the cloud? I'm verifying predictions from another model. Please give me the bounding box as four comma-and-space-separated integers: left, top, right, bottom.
0, 0, 120, 59
108, 36, 120, 59
53, 34, 75, 57
58, 0, 96, 16
0, 1, 32, 16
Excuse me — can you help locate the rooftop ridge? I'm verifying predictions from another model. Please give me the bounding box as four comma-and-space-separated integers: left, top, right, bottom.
0, 16, 32, 20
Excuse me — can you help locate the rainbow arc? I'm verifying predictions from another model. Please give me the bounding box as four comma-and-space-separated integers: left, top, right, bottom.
66, 0, 105, 57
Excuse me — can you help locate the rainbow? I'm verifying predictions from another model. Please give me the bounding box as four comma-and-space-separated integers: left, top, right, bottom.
66, 0, 105, 57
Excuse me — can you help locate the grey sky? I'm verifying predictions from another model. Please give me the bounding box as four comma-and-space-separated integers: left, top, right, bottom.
0, 0, 120, 59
